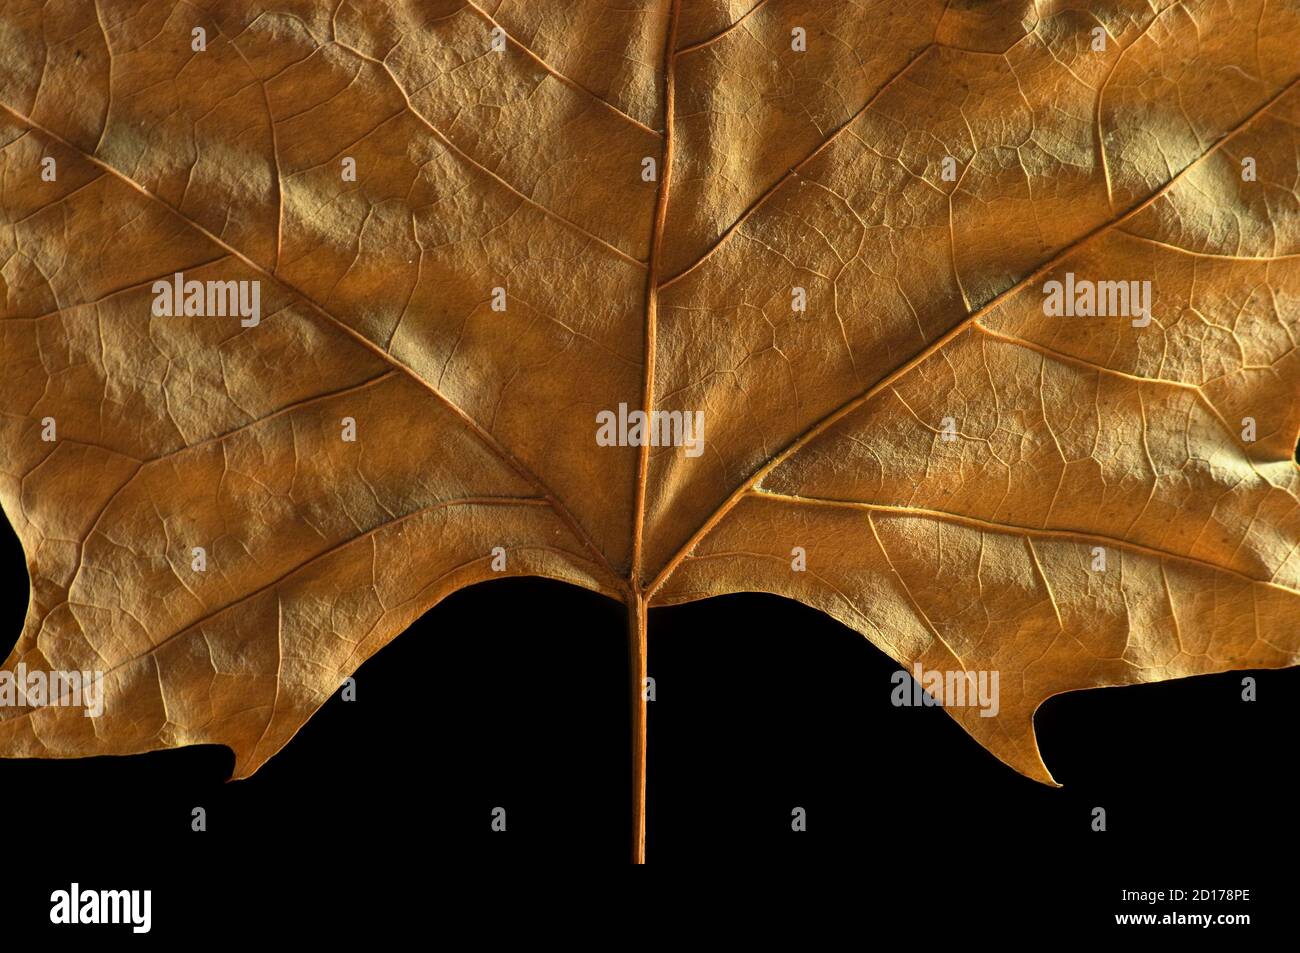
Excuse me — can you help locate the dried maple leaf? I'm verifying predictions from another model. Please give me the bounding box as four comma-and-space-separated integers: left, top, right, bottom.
1, 0, 1298, 863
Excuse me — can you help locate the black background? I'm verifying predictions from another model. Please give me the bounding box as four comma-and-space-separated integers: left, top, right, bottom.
0, 503, 1294, 937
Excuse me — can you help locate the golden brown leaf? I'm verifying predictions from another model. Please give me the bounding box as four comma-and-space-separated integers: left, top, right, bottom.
1, 0, 1298, 862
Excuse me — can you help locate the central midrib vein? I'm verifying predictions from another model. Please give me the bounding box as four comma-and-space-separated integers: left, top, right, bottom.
630, 0, 683, 592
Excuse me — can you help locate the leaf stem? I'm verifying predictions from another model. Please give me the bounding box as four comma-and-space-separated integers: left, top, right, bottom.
626, 0, 681, 866
628, 590, 649, 864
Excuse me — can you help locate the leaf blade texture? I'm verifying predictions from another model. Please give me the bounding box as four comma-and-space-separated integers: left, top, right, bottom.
0, 0, 1297, 807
